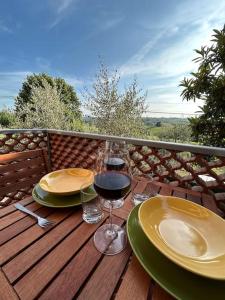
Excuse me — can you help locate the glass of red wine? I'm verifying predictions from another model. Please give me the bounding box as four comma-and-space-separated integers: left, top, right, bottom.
93, 154, 132, 255
102, 141, 132, 209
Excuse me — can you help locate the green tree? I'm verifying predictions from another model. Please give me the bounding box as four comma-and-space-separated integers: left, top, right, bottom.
157, 124, 191, 143
0, 109, 16, 128
15, 78, 82, 130
15, 73, 81, 120
83, 63, 147, 137
180, 26, 225, 147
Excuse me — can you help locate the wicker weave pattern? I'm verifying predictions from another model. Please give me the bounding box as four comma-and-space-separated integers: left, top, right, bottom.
49, 133, 104, 170
0, 131, 47, 154
48, 133, 225, 201
129, 145, 225, 200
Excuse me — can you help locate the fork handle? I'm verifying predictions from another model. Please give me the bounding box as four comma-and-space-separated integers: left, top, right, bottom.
14, 203, 39, 219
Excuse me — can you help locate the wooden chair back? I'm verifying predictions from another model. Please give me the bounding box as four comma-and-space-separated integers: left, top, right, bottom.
0, 149, 50, 207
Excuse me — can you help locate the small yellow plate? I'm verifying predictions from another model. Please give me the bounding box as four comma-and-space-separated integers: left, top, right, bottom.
139, 196, 225, 280
39, 168, 94, 195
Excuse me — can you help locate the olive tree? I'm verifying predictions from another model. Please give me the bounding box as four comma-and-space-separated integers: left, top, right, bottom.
83, 63, 147, 137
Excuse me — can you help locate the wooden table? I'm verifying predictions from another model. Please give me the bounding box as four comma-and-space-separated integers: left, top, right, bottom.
0, 180, 221, 300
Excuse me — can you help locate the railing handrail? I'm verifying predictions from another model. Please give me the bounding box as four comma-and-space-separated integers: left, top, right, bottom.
1, 128, 225, 157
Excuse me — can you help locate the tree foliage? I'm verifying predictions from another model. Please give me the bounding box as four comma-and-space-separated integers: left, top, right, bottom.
0, 109, 15, 128
15, 78, 81, 130
83, 63, 147, 137
15, 73, 81, 120
180, 26, 225, 147
157, 124, 191, 143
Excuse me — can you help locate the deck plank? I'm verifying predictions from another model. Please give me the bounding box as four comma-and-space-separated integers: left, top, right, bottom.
0, 209, 72, 265
14, 217, 107, 300
201, 193, 219, 214
0, 197, 34, 218
115, 255, 151, 300
39, 237, 102, 300
77, 246, 132, 300
0, 206, 52, 246
152, 284, 175, 300
0, 202, 42, 230
0, 269, 18, 300
3, 210, 82, 283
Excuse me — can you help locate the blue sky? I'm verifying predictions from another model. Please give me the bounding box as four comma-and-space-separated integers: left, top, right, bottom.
0, 0, 225, 116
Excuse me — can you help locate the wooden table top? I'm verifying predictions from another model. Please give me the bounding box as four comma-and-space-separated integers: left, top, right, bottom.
0, 180, 221, 300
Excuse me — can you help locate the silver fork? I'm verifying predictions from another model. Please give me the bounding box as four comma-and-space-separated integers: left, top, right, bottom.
14, 203, 54, 228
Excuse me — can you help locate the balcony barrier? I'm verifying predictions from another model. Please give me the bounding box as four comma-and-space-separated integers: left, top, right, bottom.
0, 129, 225, 208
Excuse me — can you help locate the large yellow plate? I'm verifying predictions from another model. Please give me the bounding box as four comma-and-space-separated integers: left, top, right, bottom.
39, 168, 94, 195
139, 196, 225, 280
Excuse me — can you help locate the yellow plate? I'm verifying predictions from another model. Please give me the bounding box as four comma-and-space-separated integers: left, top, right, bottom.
39, 168, 94, 195
139, 196, 225, 280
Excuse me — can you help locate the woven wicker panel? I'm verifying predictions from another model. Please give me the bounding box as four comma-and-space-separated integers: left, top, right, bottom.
0, 131, 47, 154
129, 145, 225, 201
0, 149, 49, 207
48, 133, 225, 201
49, 133, 104, 171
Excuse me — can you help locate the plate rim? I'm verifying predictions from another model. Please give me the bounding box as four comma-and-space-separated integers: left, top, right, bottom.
127, 205, 225, 300
39, 168, 94, 195
32, 183, 82, 208
138, 195, 225, 280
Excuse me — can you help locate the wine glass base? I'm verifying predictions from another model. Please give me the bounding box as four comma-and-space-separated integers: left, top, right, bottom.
94, 224, 127, 255
103, 198, 124, 209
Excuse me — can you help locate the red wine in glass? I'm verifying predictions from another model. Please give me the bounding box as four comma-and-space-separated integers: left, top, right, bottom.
105, 157, 125, 171
93, 171, 131, 255
94, 171, 131, 200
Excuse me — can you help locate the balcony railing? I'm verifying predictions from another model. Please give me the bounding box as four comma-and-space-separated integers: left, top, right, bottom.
1, 129, 225, 208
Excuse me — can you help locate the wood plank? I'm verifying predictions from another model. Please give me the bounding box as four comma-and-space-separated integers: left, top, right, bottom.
159, 185, 172, 196
201, 193, 219, 215
3, 210, 82, 283
77, 246, 132, 300
0, 197, 33, 218
0, 149, 44, 164
186, 193, 201, 205
0, 269, 18, 300
145, 181, 160, 195
152, 284, 174, 300
14, 217, 107, 300
0, 206, 52, 246
172, 189, 186, 199
0, 175, 43, 198
0, 209, 72, 265
40, 216, 121, 300
0, 202, 41, 231
115, 256, 151, 300
0, 164, 46, 186
39, 236, 102, 300
0, 156, 45, 176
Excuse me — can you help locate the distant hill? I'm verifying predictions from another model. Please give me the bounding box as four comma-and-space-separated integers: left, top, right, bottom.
143, 117, 188, 126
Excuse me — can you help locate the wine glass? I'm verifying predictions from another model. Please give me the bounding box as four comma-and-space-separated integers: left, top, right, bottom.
101, 141, 132, 209
93, 155, 131, 255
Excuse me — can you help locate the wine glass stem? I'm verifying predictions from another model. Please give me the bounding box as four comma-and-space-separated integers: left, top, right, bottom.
109, 201, 113, 233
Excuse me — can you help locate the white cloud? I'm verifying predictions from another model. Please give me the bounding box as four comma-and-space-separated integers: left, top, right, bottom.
118, 0, 225, 115
48, 0, 78, 29
63, 75, 83, 87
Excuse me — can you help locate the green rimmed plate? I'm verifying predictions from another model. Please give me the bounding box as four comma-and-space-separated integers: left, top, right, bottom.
32, 184, 82, 208
127, 205, 225, 300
